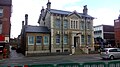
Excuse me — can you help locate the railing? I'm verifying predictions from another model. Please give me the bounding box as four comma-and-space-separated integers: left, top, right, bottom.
1, 61, 120, 67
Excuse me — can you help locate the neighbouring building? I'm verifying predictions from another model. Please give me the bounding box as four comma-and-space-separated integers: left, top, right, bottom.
114, 15, 120, 47
20, 14, 50, 56
38, 1, 94, 54
94, 25, 115, 47
0, 0, 12, 54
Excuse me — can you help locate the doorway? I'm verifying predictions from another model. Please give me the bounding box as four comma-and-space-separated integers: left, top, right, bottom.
74, 37, 79, 48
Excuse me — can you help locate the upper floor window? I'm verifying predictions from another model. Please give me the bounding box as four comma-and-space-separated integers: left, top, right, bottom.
64, 20, 68, 29
87, 22, 91, 30
36, 36, 42, 45
28, 36, 34, 45
70, 19, 78, 29
80, 21, 84, 30
0, 8, 3, 17
55, 19, 61, 28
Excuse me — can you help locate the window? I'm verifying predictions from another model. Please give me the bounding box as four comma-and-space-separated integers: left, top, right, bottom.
28, 36, 34, 45
56, 19, 60, 28
88, 35, 91, 45
81, 35, 84, 44
64, 20, 68, 29
64, 35, 68, 44
80, 21, 84, 30
71, 20, 73, 29
56, 35, 60, 44
0, 8, 3, 16
71, 20, 78, 29
87, 22, 91, 30
76, 21, 78, 29
44, 36, 49, 45
0, 23, 2, 34
36, 36, 42, 45
109, 49, 117, 52
74, 21, 75, 29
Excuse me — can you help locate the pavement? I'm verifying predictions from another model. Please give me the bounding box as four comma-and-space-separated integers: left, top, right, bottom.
0, 50, 101, 66
9, 50, 25, 59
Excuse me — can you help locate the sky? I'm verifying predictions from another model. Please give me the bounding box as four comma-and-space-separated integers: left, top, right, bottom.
11, 0, 120, 38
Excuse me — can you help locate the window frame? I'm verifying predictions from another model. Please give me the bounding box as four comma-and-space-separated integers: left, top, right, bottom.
0, 8, 3, 17
55, 19, 61, 28
36, 36, 42, 45
56, 34, 60, 44
64, 35, 68, 44
64, 20, 68, 29
28, 36, 34, 45
44, 36, 49, 45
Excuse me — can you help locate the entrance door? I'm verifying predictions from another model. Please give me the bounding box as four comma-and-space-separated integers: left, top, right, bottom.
74, 37, 79, 48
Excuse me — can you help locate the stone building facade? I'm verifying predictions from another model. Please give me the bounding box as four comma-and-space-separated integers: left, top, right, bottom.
38, 1, 94, 54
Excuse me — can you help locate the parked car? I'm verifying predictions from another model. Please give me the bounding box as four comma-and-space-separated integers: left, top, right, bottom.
100, 48, 120, 60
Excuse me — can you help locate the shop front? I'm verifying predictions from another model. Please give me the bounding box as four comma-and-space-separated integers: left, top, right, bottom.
0, 35, 5, 59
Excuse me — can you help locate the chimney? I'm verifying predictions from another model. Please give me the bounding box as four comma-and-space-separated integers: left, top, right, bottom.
25, 14, 28, 25
83, 5, 88, 15
41, 6, 44, 16
22, 21, 24, 28
46, 0, 51, 10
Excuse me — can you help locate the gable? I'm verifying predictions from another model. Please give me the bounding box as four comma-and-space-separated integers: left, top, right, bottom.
69, 13, 80, 20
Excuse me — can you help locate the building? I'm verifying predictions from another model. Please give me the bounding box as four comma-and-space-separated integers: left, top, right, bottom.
94, 25, 115, 47
20, 14, 50, 56
38, 1, 94, 54
114, 15, 120, 47
0, 0, 12, 53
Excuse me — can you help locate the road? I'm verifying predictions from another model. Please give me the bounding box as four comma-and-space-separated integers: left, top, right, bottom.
0, 50, 118, 66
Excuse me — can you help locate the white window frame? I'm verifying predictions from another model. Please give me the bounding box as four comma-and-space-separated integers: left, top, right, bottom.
44, 36, 49, 45
28, 36, 34, 45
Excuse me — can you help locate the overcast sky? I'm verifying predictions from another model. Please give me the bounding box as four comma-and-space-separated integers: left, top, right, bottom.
11, 0, 120, 38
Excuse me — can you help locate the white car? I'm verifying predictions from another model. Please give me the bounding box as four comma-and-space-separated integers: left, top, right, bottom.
100, 48, 120, 60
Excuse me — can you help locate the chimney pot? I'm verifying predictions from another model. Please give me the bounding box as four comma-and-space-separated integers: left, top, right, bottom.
25, 14, 28, 25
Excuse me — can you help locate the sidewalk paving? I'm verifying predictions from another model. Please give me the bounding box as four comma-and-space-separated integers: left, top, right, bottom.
9, 50, 25, 59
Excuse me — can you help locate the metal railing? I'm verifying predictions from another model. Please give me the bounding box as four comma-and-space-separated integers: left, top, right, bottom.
1, 61, 120, 67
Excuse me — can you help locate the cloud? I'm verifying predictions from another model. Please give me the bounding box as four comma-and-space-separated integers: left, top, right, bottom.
89, 8, 119, 26
11, 0, 119, 38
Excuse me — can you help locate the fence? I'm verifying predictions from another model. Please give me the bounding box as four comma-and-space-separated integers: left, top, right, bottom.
1, 61, 120, 67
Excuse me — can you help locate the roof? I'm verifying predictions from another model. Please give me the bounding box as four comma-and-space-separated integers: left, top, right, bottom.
25, 25, 50, 33
0, 0, 12, 6
50, 9, 94, 18
94, 24, 114, 28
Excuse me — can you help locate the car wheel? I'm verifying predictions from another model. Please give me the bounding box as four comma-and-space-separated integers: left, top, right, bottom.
110, 55, 114, 60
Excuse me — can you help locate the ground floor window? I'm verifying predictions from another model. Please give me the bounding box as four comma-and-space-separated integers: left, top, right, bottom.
64, 35, 68, 44
36, 36, 42, 45
81, 35, 84, 44
88, 35, 91, 45
56, 34, 60, 44
28, 36, 34, 45
44, 36, 49, 45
